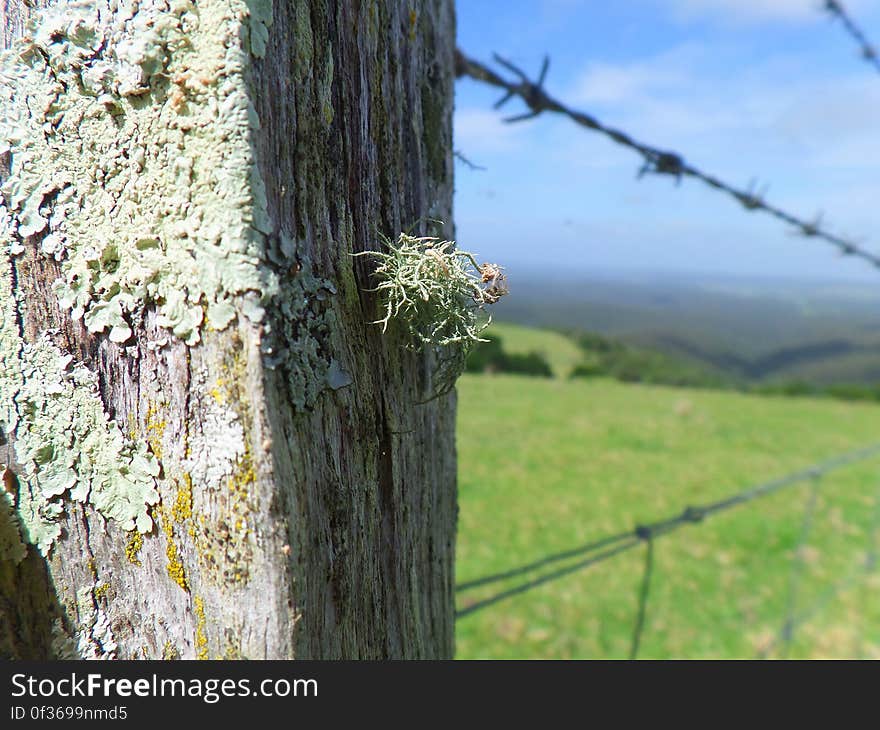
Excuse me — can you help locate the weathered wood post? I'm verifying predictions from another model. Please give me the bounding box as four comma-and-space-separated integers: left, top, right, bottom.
0, 0, 457, 659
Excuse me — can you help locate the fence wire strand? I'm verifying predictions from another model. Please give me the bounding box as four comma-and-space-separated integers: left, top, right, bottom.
456, 443, 880, 654
455, 538, 641, 619
779, 474, 823, 658
455, 16, 880, 654
759, 476, 880, 658
458, 444, 880, 603
455, 48, 880, 271
628, 535, 655, 660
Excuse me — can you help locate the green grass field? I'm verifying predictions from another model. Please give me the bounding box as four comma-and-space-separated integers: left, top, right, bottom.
481, 322, 584, 378
455, 327, 880, 659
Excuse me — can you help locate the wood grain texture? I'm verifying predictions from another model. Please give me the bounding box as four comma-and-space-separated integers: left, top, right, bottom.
0, 0, 456, 659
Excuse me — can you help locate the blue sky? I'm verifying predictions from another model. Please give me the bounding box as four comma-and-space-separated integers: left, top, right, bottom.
454, 0, 880, 282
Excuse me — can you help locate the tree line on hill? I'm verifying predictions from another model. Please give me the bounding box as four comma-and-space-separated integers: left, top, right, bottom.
466, 329, 880, 404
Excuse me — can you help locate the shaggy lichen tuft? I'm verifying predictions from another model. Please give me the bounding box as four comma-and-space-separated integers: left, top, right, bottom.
356, 232, 507, 400
359, 233, 507, 347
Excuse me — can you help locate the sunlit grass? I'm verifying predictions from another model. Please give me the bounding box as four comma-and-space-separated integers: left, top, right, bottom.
455, 372, 880, 659
482, 321, 584, 378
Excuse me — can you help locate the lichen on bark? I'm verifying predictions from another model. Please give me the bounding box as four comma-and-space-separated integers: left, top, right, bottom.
0, 0, 280, 557
0, 0, 278, 347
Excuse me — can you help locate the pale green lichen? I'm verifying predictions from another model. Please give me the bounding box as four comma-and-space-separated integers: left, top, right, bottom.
359, 233, 507, 347
0, 0, 282, 556
1, 220, 160, 555
6, 330, 161, 554
0, 0, 278, 347
247, 0, 274, 58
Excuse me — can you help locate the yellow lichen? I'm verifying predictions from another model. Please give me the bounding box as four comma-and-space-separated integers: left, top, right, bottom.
125, 530, 143, 566
209, 377, 228, 405
127, 412, 138, 441
145, 401, 168, 460
409, 8, 417, 41
172, 472, 194, 527
158, 507, 188, 592
162, 640, 181, 660
93, 581, 110, 600
193, 596, 209, 660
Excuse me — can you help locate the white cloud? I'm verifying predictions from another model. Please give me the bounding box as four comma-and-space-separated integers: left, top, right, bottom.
453, 108, 528, 154
566, 41, 880, 168
571, 61, 688, 105
662, 0, 880, 26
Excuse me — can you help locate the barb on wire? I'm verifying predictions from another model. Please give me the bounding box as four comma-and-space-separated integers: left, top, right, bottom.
455, 48, 880, 270
824, 0, 880, 74
456, 442, 880, 620
454, 149, 487, 171
629, 529, 655, 660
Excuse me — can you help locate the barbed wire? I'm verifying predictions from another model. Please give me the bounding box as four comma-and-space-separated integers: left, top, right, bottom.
757, 560, 869, 658
456, 442, 880, 622
455, 48, 880, 271
824, 0, 880, 74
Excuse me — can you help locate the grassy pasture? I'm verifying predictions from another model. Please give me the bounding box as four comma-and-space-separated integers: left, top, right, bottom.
455, 327, 880, 659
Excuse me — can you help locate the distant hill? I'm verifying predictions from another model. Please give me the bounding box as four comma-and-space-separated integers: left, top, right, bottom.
490, 271, 880, 385
474, 322, 584, 378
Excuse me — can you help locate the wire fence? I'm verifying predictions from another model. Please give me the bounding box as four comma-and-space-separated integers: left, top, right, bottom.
456, 443, 880, 659
455, 48, 880, 271
454, 5, 880, 658
825, 0, 880, 74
